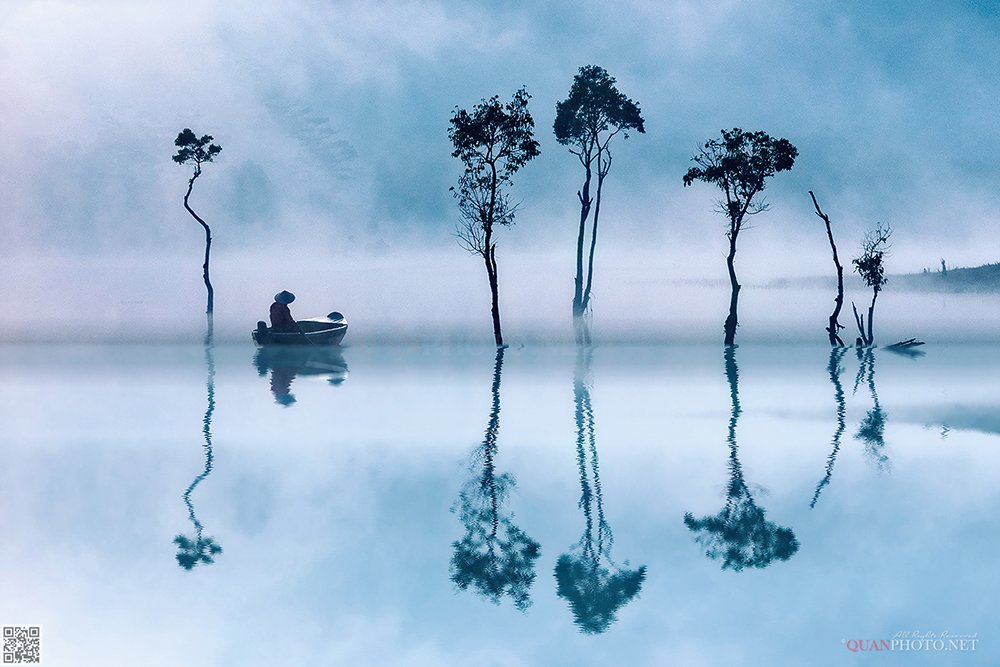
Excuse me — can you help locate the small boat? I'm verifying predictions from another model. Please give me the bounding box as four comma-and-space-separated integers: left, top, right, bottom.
252, 312, 348, 347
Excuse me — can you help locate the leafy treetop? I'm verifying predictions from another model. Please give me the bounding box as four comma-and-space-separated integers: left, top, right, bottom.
172, 129, 222, 176
683, 128, 797, 226
449, 88, 540, 187
553, 65, 644, 157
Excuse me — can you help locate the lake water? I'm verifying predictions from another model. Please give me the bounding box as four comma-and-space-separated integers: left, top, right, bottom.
0, 343, 996, 666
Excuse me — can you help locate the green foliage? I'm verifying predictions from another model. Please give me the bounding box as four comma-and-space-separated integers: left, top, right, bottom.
172, 128, 222, 174
449, 89, 539, 255
853, 224, 892, 294
683, 128, 797, 225
553, 65, 645, 149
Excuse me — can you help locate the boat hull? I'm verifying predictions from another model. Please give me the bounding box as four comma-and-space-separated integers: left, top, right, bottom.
252, 314, 348, 347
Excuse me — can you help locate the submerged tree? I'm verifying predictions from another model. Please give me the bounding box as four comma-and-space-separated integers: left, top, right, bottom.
810, 192, 846, 346
683, 129, 797, 346
555, 348, 646, 633
172, 129, 222, 315
684, 347, 799, 570
449, 89, 540, 347
174, 339, 223, 569
852, 223, 892, 346
554, 65, 645, 345
451, 348, 540, 609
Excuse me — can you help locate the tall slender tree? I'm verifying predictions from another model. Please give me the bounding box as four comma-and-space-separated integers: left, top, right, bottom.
172, 129, 222, 315
554, 65, 645, 345
683, 129, 797, 345
449, 89, 540, 347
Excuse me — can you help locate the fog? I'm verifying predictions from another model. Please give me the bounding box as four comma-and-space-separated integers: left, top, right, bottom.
2, 1, 999, 343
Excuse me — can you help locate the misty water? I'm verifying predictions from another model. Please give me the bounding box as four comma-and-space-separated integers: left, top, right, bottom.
1, 342, 997, 666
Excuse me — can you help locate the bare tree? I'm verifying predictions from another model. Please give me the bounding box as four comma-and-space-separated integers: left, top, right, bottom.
809, 192, 846, 346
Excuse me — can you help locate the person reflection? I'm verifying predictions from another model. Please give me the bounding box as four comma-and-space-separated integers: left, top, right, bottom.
854, 347, 889, 471
253, 346, 349, 406
811, 347, 848, 507
174, 333, 223, 569
450, 348, 540, 610
684, 347, 798, 570
555, 348, 646, 634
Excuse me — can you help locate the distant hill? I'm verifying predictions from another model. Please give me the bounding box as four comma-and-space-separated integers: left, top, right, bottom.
892, 262, 1000, 293
767, 262, 1000, 293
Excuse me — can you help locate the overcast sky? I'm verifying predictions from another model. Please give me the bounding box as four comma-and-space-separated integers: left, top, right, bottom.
2, 1, 999, 341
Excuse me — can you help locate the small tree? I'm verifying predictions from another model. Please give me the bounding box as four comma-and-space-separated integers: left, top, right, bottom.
554, 65, 645, 345
172, 129, 222, 315
809, 192, 846, 346
683, 129, 797, 345
851, 223, 892, 346
449, 89, 540, 347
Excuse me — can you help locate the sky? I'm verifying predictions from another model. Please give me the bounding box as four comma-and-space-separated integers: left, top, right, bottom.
2, 0, 999, 342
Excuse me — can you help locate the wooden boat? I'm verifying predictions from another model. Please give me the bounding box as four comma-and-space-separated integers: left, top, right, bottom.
252, 311, 348, 347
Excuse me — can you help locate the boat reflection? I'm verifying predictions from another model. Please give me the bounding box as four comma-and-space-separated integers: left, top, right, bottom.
555, 348, 645, 634
684, 347, 799, 570
450, 347, 540, 610
253, 345, 349, 406
174, 334, 223, 570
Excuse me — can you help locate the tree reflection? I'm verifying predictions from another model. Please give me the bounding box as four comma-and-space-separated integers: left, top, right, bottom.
854, 347, 889, 471
555, 348, 645, 634
451, 348, 540, 610
684, 347, 798, 570
811, 347, 848, 507
174, 328, 223, 570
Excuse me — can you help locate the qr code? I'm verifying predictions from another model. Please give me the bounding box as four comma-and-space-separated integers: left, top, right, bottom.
2, 626, 40, 664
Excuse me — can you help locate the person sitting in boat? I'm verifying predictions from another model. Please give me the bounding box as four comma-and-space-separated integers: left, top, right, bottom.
270, 290, 297, 332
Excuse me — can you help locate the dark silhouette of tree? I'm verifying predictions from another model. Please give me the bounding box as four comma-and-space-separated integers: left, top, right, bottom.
810, 347, 847, 507
555, 348, 645, 633
683, 130, 797, 345
854, 347, 890, 471
449, 89, 540, 347
451, 348, 540, 609
172, 129, 222, 315
684, 347, 799, 570
554, 65, 645, 345
174, 337, 223, 569
851, 223, 892, 346
809, 192, 846, 346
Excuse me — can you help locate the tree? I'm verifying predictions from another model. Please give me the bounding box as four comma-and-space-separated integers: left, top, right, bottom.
851, 223, 892, 346
683, 129, 797, 345
554, 65, 645, 345
809, 192, 846, 346
449, 89, 540, 347
172, 129, 222, 315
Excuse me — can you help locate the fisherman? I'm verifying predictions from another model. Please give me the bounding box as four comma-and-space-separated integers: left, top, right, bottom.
270, 290, 297, 332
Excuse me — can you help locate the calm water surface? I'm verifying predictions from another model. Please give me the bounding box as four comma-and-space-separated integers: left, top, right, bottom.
0, 343, 997, 666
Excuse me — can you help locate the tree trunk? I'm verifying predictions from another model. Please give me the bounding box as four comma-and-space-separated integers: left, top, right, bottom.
866, 290, 878, 345
183, 172, 214, 315
810, 192, 845, 346
486, 243, 503, 347
573, 162, 593, 345
724, 232, 740, 346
